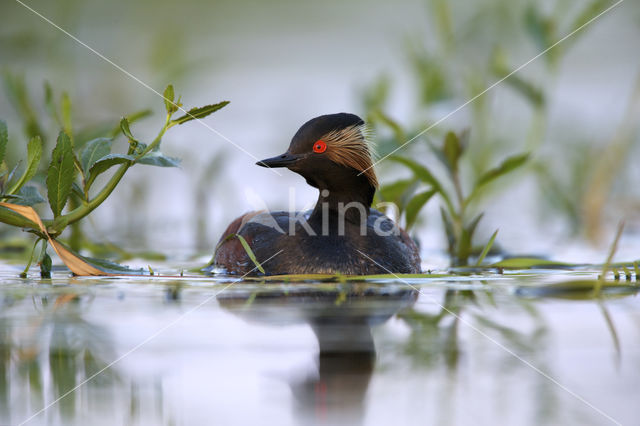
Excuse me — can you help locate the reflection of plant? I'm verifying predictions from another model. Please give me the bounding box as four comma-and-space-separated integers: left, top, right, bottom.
1, 290, 120, 422
0, 75, 228, 275
378, 130, 528, 266
397, 289, 548, 370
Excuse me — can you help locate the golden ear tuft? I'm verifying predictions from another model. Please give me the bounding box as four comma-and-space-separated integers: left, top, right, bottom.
321, 124, 378, 188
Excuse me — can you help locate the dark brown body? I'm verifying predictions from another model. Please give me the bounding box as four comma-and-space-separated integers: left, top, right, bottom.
214, 209, 421, 275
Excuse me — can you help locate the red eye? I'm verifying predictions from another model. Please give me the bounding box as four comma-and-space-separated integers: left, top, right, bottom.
313, 140, 327, 153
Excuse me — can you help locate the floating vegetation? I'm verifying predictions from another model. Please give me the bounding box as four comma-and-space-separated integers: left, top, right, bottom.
515, 280, 639, 300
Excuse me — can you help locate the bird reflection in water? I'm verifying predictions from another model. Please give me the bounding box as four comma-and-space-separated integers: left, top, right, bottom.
217, 282, 417, 425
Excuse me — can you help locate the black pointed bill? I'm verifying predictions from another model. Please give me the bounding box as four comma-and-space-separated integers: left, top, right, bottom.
256, 152, 301, 168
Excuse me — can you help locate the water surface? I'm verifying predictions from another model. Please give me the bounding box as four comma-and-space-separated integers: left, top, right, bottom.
1, 262, 638, 425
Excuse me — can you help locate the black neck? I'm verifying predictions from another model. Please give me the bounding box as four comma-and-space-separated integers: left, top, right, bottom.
309, 182, 375, 225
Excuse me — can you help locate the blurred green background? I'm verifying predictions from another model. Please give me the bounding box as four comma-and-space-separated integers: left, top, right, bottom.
1, 0, 639, 263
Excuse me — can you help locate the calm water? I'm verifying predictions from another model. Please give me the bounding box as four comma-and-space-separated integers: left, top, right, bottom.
1, 261, 639, 426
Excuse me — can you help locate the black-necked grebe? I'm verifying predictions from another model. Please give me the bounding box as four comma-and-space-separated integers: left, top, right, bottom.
213, 113, 421, 275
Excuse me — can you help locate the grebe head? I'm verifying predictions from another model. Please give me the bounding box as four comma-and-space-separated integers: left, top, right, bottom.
257, 113, 378, 205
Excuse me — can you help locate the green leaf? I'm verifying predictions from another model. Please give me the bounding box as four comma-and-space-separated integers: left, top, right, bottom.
570, 0, 611, 37
508, 76, 545, 108
86, 153, 135, 190
443, 131, 462, 173
476, 153, 529, 189
457, 213, 484, 264
8, 135, 42, 194
71, 181, 85, 200
46, 131, 75, 217
389, 156, 443, 192
236, 234, 265, 274
2, 71, 44, 141
492, 49, 545, 106
80, 137, 112, 173
12, 185, 46, 206
170, 101, 229, 126
491, 257, 572, 269
405, 189, 436, 230
378, 178, 417, 212
82, 255, 143, 274
136, 151, 180, 167
524, 6, 555, 52
163, 84, 178, 114
44, 81, 60, 124
3, 163, 20, 188
476, 229, 499, 266
0, 120, 7, 165
61, 92, 72, 135
54, 239, 144, 275
120, 117, 135, 140
370, 110, 405, 142
408, 49, 450, 104
363, 74, 391, 112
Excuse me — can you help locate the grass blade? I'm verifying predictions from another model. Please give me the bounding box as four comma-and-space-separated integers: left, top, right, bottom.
405, 189, 437, 230
476, 229, 499, 266
595, 221, 624, 296
476, 152, 529, 189
207, 233, 265, 274
8, 135, 42, 195
235, 234, 265, 274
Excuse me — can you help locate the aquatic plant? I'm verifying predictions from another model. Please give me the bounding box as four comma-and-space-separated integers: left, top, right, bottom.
377, 130, 528, 266
362, 0, 629, 263
0, 76, 228, 276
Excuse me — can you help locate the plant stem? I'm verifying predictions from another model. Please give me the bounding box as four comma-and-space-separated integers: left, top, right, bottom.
451, 170, 466, 239
44, 114, 172, 235
137, 113, 171, 159
20, 237, 42, 277
44, 163, 130, 234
